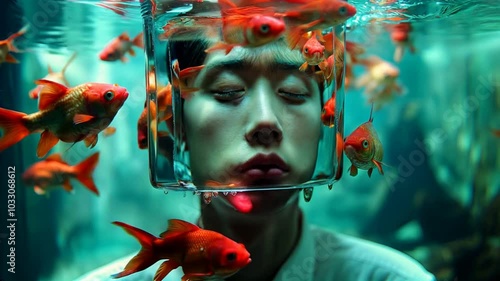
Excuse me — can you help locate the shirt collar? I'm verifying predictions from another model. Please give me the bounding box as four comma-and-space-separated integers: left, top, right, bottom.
272, 211, 315, 281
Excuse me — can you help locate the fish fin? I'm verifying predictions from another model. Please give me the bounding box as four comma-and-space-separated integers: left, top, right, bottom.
73, 114, 95, 125
62, 180, 74, 193
5, 53, 19, 63
61, 51, 77, 74
373, 160, 384, 175
205, 41, 235, 55
34, 186, 45, 195
299, 62, 309, 72
103, 126, 116, 136
160, 219, 199, 239
120, 56, 129, 63
349, 165, 358, 177
132, 32, 144, 48
367, 168, 373, 178
158, 131, 170, 138
394, 45, 404, 63
179, 65, 205, 80
37, 130, 59, 158
0, 107, 30, 152
36, 79, 68, 110
128, 47, 136, 56
45, 153, 67, 164
180, 87, 199, 100
111, 221, 158, 278
29, 85, 42, 99
47, 65, 53, 73
73, 152, 100, 195
118, 32, 130, 41
83, 134, 98, 148
154, 261, 181, 281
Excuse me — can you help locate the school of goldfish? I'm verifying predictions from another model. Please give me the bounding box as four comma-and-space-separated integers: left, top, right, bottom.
0, 0, 438, 280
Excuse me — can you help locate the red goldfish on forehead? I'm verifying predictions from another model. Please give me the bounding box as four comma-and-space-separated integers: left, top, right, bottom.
22, 153, 100, 196
284, 0, 356, 49
99, 32, 144, 62
0, 80, 128, 158
343, 105, 384, 177
0, 24, 29, 64
205, 14, 286, 54
113, 219, 251, 281
29, 52, 77, 99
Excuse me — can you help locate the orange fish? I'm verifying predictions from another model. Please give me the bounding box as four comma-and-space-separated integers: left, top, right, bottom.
113, 219, 251, 281
321, 93, 336, 127
283, 0, 356, 49
137, 84, 172, 149
171, 60, 205, 99
99, 32, 144, 62
317, 34, 344, 90
343, 105, 384, 177
22, 152, 100, 196
0, 24, 29, 64
102, 126, 117, 136
205, 14, 286, 54
389, 22, 416, 62
0, 80, 128, 158
299, 34, 326, 71
29, 52, 77, 99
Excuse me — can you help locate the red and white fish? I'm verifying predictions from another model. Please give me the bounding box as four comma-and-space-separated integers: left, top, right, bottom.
22, 152, 100, 196
113, 219, 251, 281
99, 32, 144, 62
0, 25, 29, 64
343, 105, 384, 177
29, 52, 77, 99
389, 22, 416, 62
0, 80, 128, 158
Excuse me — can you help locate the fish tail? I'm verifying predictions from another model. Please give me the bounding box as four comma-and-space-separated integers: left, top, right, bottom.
112, 221, 159, 279
132, 32, 144, 49
5, 24, 29, 52
61, 51, 78, 74
0, 108, 30, 152
73, 152, 100, 195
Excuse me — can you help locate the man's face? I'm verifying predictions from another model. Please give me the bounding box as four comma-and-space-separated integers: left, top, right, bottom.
183, 43, 322, 190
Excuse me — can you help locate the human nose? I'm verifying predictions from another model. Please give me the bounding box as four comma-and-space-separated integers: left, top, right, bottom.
245, 83, 283, 147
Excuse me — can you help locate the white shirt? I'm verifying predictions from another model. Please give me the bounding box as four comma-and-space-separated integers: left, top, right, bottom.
76, 216, 435, 281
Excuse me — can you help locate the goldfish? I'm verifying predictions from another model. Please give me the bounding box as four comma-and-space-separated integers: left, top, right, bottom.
0, 80, 128, 158
389, 22, 416, 62
321, 93, 336, 127
22, 152, 100, 196
138, 81, 173, 149
299, 34, 326, 71
29, 52, 77, 99
356, 55, 402, 109
112, 219, 251, 281
205, 14, 286, 54
99, 32, 144, 62
343, 105, 384, 177
0, 25, 29, 64
283, 0, 356, 49
171, 60, 205, 99
316, 33, 344, 90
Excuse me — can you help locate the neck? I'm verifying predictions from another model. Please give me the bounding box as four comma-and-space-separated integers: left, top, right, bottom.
200, 194, 302, 281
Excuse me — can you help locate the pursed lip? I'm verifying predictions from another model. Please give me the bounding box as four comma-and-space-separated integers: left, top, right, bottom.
235, 153, 290, 176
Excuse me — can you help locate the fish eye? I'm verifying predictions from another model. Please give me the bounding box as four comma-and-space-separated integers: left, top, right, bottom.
339, 6, 347, 15
104, 91, 115, 101
362, 140, 369, 148
304, 47, 309, 54
226, 252, 237, 262
260, 24, 270, 33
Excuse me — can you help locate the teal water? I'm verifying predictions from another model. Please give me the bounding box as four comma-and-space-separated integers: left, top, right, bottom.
0, 0, 499, 280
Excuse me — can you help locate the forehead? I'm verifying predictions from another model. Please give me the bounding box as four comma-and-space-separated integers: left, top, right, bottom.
202, 40, 307, 74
